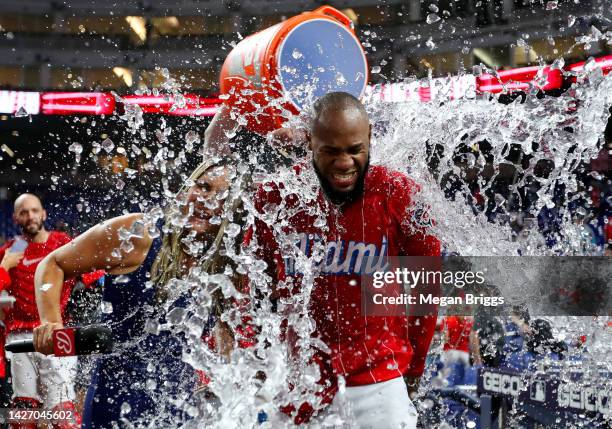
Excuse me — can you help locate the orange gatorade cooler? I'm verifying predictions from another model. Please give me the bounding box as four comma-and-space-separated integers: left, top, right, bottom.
219, 6, 368, 135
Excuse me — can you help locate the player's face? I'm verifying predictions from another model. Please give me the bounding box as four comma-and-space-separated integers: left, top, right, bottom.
310, 109, 371, 202
182, 165, 232, 236
14, 196, 47, 236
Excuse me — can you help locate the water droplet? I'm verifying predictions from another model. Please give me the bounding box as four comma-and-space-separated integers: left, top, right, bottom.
225, 223, 241, 238
184, 130, 200, 151
292, 49, 303, 59
68, 142, 83, 154
335, 72, 347, 86
120, 402, 131, 415
144, 319, 160, 335
41, 283, 53, 292
426, 37, 437, 50
583, 57, 597, 71
167, 307, 187, 325
147, 224, 160, 239
120, 239, 134, 253
114, 275, 130, 284
314, 217, 327, 228
223, 128, 237, 139
546, 1, 558, 10
101, 138, 115, 153
130, 220, 145, 238
551, 58, 565, 70
568, 15, 576, 27
428, 4, 439, 12
101, 301, 113, 314
426, 13, 441, 24
371, 66, 381, 74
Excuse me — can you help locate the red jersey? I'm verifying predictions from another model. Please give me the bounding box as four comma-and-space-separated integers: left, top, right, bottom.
442, 316, 473, 353
250, 165, 440, 388
0, 231, 73, 333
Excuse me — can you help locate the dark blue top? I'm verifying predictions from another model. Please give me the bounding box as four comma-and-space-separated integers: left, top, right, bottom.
101, 239, 159, 346
83, 238, 196, 428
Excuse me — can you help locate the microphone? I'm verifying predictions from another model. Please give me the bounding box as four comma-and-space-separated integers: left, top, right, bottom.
5, 325, 113, 356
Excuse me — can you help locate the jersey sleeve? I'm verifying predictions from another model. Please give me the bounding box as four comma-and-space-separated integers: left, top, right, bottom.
389, 172, 441, 377
390, 173, 441, 257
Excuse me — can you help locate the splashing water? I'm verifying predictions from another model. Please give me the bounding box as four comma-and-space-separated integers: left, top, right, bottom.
77, 63, 611, 428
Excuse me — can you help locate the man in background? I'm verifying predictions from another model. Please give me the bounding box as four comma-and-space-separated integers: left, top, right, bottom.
0, 193, 80, 428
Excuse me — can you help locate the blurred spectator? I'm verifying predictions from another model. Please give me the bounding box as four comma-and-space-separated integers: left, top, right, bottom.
0, 193, 81, 425
503, 306, 530, 356
442, 316, 474, 366
440, 315, 473, 385
504, 319, 566, 371
470, 306, 505, 367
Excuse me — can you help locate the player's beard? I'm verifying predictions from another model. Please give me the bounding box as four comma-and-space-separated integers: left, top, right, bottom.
313, 155, 370, 206
21, 218, 43, 236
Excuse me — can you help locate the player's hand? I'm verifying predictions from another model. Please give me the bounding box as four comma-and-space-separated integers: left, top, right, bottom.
33, 321, 64, 355
404, 375, 420, 400
0, 251, 24, 271
270, 127, 307, 145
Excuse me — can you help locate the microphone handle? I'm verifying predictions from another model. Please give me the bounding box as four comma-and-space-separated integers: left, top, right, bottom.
5, 339, 35, 353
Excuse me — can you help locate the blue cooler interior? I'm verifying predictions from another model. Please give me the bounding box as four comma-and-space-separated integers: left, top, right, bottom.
277, 19, 368, 111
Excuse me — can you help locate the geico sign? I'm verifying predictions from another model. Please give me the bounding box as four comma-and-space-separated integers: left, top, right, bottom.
483, 372, 522, 396
557, 383, 610, 414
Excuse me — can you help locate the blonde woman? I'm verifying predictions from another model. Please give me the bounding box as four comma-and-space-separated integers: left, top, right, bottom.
32, 157, 248, 428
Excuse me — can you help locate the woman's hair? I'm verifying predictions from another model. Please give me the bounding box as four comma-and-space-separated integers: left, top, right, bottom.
150, 156, 250, 304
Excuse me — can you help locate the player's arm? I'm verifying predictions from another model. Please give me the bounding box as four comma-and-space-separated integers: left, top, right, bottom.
393, 174, 441, 388
33, 213, 153, 354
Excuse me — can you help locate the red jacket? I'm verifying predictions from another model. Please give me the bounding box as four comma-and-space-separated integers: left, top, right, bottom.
0, 231, 73, 333
249, 165, 440, 388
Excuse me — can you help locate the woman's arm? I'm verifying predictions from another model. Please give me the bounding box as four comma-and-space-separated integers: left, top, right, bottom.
33, 213, 153, 354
